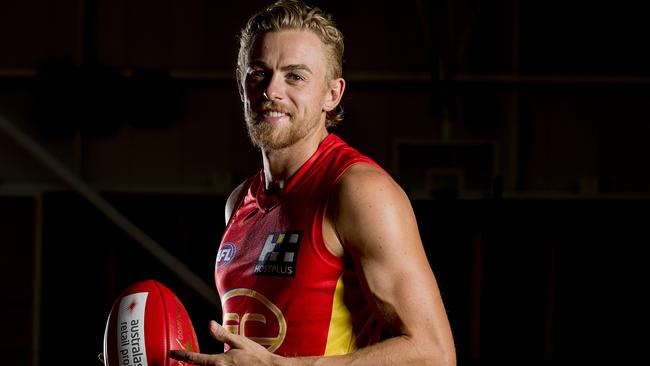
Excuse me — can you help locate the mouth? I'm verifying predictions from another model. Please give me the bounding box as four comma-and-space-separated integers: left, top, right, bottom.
262, 110, 290, 118
255, 108, 291, 123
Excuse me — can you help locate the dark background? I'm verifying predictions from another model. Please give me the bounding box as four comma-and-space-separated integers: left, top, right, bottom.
1, 0, 649, 365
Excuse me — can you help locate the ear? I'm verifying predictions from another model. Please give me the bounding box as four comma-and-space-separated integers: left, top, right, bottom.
323, 77, 346, 112
236, 70, 245, 103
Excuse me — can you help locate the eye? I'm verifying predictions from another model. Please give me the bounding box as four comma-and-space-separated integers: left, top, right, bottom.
288, 73, 304, 82
248, 69, 267, 80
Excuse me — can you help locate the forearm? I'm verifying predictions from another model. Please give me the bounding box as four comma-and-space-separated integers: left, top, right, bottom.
277, 335, 455, 366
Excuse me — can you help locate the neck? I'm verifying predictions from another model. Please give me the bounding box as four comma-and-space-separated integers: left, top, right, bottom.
262, 126, 329, 192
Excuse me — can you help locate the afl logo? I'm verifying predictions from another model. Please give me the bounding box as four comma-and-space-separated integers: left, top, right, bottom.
221, 288, 287, 353
216, 243, 237, 268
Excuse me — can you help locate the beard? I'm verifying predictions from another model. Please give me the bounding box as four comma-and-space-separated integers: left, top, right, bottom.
244, 101, 317, 150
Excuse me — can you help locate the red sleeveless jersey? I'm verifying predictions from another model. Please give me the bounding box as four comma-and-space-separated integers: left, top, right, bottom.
216, 134, 383, 356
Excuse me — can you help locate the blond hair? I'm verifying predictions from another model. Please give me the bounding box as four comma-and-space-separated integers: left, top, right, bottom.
237, 0, 345, 127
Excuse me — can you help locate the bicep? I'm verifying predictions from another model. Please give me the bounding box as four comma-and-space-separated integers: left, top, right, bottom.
334, 168, 451, 341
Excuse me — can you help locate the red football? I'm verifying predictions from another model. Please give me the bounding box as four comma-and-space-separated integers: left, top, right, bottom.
103, 279, 200, 366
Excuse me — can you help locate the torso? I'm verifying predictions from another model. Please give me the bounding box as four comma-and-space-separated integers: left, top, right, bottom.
216, 134, 383, 356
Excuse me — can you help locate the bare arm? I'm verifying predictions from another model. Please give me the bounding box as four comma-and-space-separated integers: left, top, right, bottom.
170, 165, 455, 365
303, 164, 456, 366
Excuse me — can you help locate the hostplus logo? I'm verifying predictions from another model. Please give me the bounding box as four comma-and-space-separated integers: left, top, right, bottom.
253, 231, 301, 277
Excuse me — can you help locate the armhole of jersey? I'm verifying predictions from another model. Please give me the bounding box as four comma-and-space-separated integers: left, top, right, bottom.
313, 159, 378, 269
224, 178, 253, 231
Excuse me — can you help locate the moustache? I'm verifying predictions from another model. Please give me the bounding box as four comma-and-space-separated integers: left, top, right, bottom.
252, 101, 294, 117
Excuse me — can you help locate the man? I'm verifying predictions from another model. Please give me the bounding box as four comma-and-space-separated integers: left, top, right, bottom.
170, 1, 456, 364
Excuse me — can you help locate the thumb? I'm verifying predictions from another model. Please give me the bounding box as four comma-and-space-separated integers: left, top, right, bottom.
209, 320, 249, 349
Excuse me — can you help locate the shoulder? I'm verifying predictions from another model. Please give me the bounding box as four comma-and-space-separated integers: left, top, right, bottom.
330, 163, 416, 253
334, 163, 408, 210
224, 180, 248, 225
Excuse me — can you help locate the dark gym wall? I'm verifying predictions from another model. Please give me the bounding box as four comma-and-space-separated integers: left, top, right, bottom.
1, 1, 649, 365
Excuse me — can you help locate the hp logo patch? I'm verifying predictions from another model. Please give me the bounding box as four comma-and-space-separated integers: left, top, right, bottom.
253, 231, 301, 277
216, 242, 237, 268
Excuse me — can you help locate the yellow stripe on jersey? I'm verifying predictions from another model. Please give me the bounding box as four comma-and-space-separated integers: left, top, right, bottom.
324, 275, 357, 355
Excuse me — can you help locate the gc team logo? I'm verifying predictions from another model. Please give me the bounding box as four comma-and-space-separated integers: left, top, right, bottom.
216, 243, 237, 269
221, 288, 286, 353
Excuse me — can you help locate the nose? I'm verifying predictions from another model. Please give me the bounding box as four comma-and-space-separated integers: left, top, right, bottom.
263, 74, 283, 101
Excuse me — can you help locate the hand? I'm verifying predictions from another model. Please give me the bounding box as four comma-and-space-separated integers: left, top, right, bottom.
168, 320, 280, 366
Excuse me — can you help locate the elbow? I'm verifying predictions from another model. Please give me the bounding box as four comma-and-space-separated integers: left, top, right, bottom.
407, 334, 456, 366
436, 346, 456, 366
424, 342, 456, 366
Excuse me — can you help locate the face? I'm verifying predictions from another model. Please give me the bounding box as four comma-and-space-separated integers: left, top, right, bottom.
238, 29, 343, 150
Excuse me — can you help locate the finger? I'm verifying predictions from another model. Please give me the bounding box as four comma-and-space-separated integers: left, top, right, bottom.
168, 350, 217, 366
209, 320, 248, 349
97, 352, 105, 364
